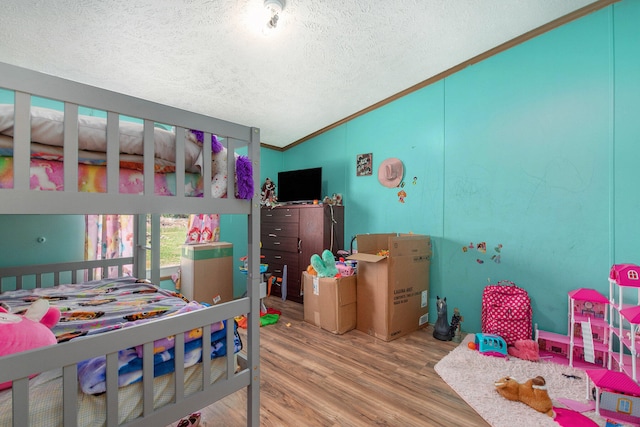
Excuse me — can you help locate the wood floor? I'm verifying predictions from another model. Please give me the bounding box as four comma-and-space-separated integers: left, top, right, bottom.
189, 296, 488, 427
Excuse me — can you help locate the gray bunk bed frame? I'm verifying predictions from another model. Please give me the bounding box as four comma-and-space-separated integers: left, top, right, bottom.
0, 62, 261, 427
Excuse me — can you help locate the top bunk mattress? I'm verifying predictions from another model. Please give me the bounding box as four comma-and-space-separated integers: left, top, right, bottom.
0, 104, 206, 172
0, 62, 260, 215
0, 106, 254, 199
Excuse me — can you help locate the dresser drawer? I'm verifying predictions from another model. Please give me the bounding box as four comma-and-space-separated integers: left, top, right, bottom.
262, 250, 299, 267
261, 208, 300, 223
261, 235, 298, 252
261, 221, 299, 238
262, 250, 299, 278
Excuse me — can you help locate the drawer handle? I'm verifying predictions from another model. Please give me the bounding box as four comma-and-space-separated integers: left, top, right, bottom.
285, 214, 292, 217
275, 255, 282, 259
273, 242, 280, 245
274, 228, 282, 231
269, 233, 277, 237
274, 269, 282, 274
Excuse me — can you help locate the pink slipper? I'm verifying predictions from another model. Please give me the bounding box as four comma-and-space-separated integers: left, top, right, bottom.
188, 412, 201, 427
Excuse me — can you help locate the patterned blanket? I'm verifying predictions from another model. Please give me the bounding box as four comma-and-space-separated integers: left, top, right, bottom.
0, 157, 204, 196
0, 277, 242, 394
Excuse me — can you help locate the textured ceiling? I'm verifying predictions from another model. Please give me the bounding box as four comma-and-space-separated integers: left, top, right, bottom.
0, 0, 601, 149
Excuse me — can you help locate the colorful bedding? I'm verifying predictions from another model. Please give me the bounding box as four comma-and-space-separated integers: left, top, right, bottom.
0, 156, 204, 195
0, 134, 181, 173
0, 277, 242, 394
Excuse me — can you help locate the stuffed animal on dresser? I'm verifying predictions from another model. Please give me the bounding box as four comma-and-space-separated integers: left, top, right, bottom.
494, 375, 554, 417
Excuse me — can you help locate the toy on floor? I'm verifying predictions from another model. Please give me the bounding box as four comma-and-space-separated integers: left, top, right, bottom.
474, 333, 508, 357
176, 411, 201, 427
508, 339, 540, 361
586, 369, 640, 425
433, 296, 451, 341
449, 307, 463, 343
494, 375, 555, 417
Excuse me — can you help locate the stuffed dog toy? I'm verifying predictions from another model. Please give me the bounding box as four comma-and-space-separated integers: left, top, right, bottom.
494, 375, 554, 417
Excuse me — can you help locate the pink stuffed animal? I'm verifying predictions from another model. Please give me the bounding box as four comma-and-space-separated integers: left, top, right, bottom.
0, 299, 61, 390
507, 339, 540, 361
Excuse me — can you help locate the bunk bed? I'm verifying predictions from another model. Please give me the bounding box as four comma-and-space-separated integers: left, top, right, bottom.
0, 62, 261, 427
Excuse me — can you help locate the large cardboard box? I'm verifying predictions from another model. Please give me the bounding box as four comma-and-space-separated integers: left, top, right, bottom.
348, 234, 431, 341
303, 272, 357, 334
180, 242, 233, 305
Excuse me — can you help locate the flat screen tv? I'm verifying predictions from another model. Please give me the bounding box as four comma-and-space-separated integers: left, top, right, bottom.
277, 167, 322, 204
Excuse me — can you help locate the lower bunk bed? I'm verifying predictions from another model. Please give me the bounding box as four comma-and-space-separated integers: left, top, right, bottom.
0, 61, 262, 427
0, 240, 260, 427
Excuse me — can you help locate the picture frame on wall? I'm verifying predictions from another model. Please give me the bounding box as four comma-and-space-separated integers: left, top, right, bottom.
357, 153, 372, 176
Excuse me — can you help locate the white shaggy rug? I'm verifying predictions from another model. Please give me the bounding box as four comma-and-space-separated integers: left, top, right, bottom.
434, 334, 614, 427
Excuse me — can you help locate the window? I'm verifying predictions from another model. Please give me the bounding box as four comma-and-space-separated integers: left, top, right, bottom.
85, 214, 188, 278
616, 397, 632, 414
85, 214, 219, 280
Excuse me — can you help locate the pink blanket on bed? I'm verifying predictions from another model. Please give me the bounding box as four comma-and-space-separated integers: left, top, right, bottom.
0, 156, 204, 195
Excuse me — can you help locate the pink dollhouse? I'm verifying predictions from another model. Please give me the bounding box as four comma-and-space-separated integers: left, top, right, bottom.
610, 264, 640, 287
609, 263, 640, 381
586, 369, 640, 425
535, 288, 609, 368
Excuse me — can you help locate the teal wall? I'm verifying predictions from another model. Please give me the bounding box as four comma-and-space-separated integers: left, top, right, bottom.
0, 215, 85, 267
277, 1, 640, 336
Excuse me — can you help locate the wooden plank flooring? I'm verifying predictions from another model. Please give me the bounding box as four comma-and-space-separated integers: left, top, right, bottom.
178, 296, 488, 427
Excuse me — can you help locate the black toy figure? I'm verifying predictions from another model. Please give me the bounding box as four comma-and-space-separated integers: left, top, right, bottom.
449, 307, 463, 343
433, 296, 451, 341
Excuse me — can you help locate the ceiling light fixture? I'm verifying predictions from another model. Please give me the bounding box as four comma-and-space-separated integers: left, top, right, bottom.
264, 0, 285, 29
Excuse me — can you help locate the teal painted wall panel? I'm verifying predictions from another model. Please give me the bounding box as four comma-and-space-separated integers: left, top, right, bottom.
260, 147, 284, 184
283, 85, 445, 240
282, 4, 635, 336
442, 9, 612, 334
613, 0, 640, 262
0, 215, 85, 267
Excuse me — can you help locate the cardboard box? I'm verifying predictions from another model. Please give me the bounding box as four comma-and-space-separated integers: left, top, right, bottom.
348, 234, 431, 341
303, 272, 357, 334
180, 242, 233, 305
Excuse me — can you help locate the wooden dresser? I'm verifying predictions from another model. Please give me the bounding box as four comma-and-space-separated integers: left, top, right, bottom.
261, 204, 344, 303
